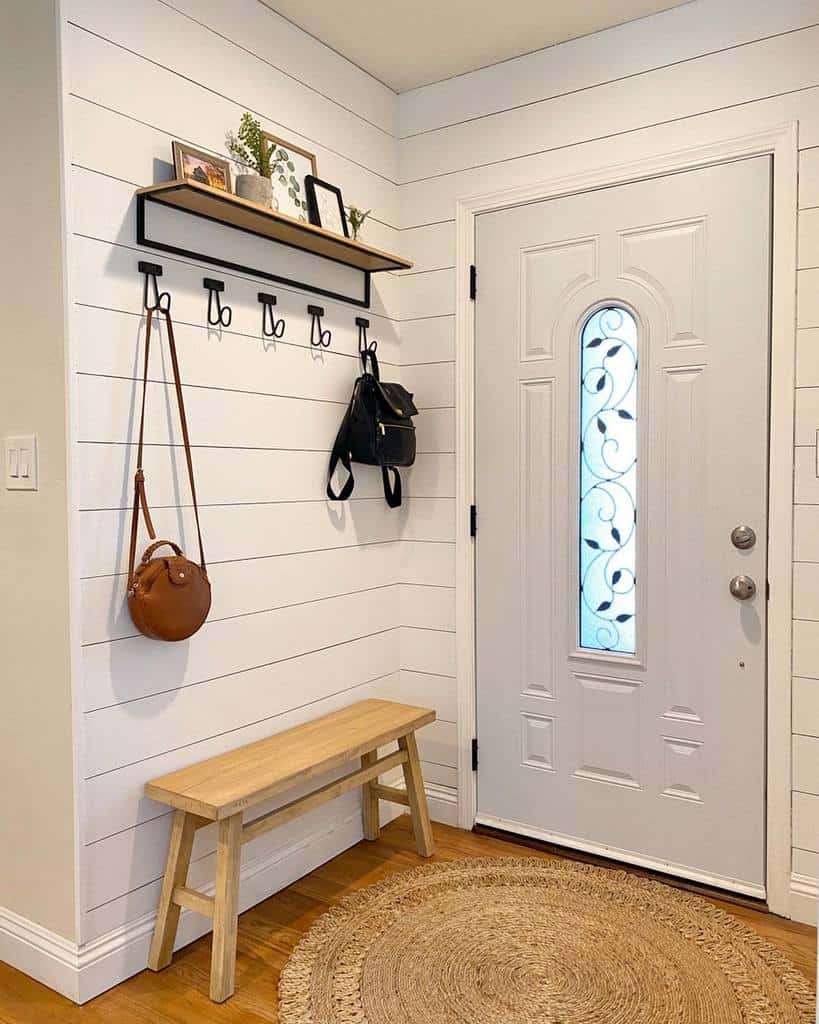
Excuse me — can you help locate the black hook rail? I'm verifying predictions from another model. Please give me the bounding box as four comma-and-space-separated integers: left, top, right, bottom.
204, 278, 232, 327
139, 260, 171, 313
258, 292, 286, 339
308, 305, 331, 348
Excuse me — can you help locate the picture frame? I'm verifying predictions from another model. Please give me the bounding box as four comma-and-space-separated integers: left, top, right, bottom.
261, 132, 317, 221
172, 141, 231, 192
305, 175, 349, 237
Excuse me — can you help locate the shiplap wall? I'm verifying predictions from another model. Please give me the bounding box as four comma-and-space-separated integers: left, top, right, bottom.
61, 0, 461, 956
396, 0, 819, 921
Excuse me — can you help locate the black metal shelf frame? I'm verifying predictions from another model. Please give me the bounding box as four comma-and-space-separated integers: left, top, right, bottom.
136, 191, 372, 309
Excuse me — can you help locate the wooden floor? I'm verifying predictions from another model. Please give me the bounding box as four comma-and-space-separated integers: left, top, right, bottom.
0, 816, 815, 1022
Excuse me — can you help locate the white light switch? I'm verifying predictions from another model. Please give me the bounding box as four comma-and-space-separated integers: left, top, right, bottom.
5, 436, 37, 490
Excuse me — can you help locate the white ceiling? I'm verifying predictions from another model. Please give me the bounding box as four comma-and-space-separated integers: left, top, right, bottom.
267, 0, 691, 93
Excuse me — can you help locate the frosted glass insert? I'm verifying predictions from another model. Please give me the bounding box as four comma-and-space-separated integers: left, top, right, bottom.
579, 306, 637, 654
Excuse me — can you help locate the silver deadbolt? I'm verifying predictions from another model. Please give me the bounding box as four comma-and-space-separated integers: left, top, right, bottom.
729, 575, 757, 600
731, 525, 756, 550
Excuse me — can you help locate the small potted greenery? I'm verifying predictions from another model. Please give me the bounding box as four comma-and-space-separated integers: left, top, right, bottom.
226, 112, 273, 207
346, 205, 372, 241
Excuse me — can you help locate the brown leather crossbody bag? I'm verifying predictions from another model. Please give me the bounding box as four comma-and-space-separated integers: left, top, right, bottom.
127, 309, 211, 641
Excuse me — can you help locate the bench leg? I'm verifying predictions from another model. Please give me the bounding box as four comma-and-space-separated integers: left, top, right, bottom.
148, 810, 197, 971
210, 813, 242, 1003
399, 732, 435, 857
361, 749, 381, 841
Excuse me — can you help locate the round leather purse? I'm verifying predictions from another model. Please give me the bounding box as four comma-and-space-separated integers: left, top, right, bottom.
127, 309, 211, 642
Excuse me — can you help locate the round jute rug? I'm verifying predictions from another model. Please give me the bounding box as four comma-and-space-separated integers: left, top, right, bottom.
279, 857, 815, 1024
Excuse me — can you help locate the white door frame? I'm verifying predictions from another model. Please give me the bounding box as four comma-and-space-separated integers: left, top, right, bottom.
453, 123, 798, 916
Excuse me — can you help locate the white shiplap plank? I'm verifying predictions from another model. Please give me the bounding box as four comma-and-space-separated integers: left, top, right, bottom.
793, 618, 819, 679
83, 585, 399, 713
401, 316, 456, 365
84, 625, 400, 775
400, 497, 456, 543
794, 676, 819, 738
798, 268, 819, 328
796, 328, 819, 386
793, 561, 819, 622
403, 361, 455, 410
801, 147, 819, 209
80, 498, 399, 580
397, 0, 819, 136
403, 454, 456, 499
399, 584, 456, 632
81, 541, 400, 645
398, 222, 456, 274
799, 206, 819, 269
415, 720, 457, 768
400, 626, 457, 677
400, 540, 456, 587
65, 13, 396, 184
82, 643, 399, 843
392, 670, 457, 723
794, 385, 819, 445
794, 734, 819, 795
400, 87, 819, 227
793, 791, 819, 853
401, 270, 456, 320
792, 847, 819, 879
160, 0, 396, 135
78, 444, 383, 511
794, 445, 819, 506
399, 27, 819, 182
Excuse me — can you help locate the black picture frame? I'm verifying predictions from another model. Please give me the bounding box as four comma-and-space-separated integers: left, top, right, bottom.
305, 175, 349, 237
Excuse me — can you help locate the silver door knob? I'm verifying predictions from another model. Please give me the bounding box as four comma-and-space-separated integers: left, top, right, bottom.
731, 525, 756, 550
729, 575, 756, 600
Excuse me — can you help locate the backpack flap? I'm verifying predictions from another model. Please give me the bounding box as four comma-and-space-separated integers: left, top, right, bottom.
375, 381, 418, 420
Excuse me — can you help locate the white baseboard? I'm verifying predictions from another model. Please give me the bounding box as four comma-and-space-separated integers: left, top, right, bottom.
1, 802, 403, 1004
0, 781, 460, 1005
789, 871, 817, 925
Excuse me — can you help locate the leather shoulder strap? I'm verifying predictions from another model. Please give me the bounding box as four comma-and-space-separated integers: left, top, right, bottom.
128, 310, 207, 586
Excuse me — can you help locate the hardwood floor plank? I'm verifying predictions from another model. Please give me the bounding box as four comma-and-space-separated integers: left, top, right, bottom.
0, 816, 814, 1020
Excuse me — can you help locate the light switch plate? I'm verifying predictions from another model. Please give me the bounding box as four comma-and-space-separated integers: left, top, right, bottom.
5, 435, 38, 490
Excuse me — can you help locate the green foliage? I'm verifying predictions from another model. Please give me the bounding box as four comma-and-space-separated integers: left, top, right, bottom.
346, 205, 372, 240
225, 112, 272, 178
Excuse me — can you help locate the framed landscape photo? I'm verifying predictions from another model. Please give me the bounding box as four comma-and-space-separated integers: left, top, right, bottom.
261, 132, 316, 221
172, 142, 231, 192
305, 176, 349, 237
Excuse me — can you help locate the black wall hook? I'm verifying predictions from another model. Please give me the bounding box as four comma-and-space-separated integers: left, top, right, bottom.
308, 305, 331, 348
356, 316, 378, 371
139, 260, 171, 313
204, 278, 232, 327
258, 292, 285, 339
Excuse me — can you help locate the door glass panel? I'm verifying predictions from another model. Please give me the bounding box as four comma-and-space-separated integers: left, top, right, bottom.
579, 306, 638, 653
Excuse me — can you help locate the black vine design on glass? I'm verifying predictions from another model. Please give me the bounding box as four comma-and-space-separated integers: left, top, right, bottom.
579, 306, 637, 654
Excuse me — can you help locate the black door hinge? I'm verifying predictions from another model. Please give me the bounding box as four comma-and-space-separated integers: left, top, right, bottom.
469, 504, 477, 537
469, 264, 477, 300
471, 738, 478, 771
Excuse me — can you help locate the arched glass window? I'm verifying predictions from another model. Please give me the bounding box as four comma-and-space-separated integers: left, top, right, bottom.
579, 306, 638, 654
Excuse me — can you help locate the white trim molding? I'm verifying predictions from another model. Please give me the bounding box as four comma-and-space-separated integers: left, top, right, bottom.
455, 122, 799, 917
0, 803, 406, 1003
789, 872, 818, 926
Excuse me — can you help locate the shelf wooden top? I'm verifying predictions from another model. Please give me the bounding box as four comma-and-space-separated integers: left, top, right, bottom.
144, 698, 435, 820
137, 179, 413, 274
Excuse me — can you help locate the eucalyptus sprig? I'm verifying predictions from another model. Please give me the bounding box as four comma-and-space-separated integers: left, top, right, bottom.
225, 112, 272, 178
346, 205, 372, 240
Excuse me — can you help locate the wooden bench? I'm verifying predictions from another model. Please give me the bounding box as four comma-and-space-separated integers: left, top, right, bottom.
144, 698, 436, 1002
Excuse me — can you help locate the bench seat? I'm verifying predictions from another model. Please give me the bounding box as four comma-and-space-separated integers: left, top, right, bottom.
143, 698, 436, 1002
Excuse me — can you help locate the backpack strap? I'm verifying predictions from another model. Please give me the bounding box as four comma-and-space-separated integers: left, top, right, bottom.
326, 391, 356, 501
381, 466, 402, 508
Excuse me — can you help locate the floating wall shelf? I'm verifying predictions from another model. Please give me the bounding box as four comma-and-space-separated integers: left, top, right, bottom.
136, 179, 413, 308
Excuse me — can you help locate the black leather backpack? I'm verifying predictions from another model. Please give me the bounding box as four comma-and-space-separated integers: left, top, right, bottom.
327, 333, 417, 508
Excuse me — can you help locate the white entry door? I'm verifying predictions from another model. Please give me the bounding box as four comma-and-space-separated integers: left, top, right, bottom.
474, 157, 771, 897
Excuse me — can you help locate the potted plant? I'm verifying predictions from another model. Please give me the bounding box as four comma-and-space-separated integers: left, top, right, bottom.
226, 112, 273, 207
346, 205, 372, 241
